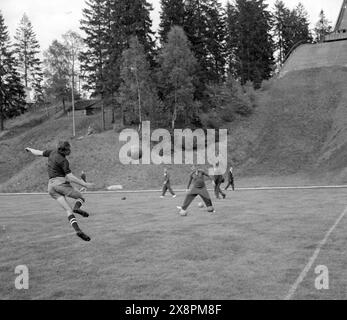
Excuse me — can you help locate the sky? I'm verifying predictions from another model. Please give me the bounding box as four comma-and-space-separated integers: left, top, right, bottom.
0, 0, 343, 52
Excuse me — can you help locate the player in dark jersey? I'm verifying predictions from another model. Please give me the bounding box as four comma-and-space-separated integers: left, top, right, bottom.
177, 165, 215, 216
161, 168, 176, 198
224, 166, 235, 191
80, 171, 87, 192
25, 141, 94, 241
213, 162, 226, 199
81, 171, 87, 182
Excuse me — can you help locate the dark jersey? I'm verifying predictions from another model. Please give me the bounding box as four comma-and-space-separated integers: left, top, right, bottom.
228, 169, 234, 181
213, 167, 223, 183
187, 170, 210, 189
43, 150, 71, 179
163, 172, 170, 184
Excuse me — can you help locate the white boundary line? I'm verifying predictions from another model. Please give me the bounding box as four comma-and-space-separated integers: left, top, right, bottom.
1, 185, 347, 196
284, 205, 347, 300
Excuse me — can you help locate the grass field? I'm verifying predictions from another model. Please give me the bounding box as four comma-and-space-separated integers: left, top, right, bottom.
0, 187, 347, 300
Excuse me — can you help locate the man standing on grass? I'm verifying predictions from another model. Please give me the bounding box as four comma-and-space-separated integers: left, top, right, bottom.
225, 166, 235, 191
161, 168, 176, 198
80, 170, 87, 192
177, 165, 215, 216
213, 162, 226, 199
25, 141, 94, 242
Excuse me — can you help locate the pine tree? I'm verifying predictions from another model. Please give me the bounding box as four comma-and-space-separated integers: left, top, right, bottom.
80, 0, 157, 129
225, 1, 238, 77
80, 0, 109, 95
272, 1, 312, 67
109, 0, 156, 66
80, 0, 110, 130
183, 0, 226, 101
285, 3, 312, 55
314, 10, 332, 43
272, 0, 291, 66
158, 26, 197, 129
118, 36, 159, 126
204, 0, 227, 83
289, 3, 312, 48
105, 0, 156, 97
0, 12, 25, 131
226, 0, 274, 87
13, 13, 43, 102
159, 0, 185, 44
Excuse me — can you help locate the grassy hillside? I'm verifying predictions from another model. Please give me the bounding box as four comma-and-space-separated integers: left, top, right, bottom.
2, 66, 347, 192
0, 108, 215, 192
238, 67, 347, 183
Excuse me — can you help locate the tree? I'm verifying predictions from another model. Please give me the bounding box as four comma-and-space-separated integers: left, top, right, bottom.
80, 0, 109, 96
272, 0, 291, 66
206, 0, 227, 82
43, 40, 70, 110
184, 0, 226, 85
63, 31, 84, 136
287, 3, 312, 49
0, 12, 25, 131
80, 0, 110, 131
159, 0, 185, 44
272, 1, 312, 67
314, 10, 332, 43
121, 0, 156, 65
175, 0, 227, 106
226, 0, 274, 87
118, 36, 159, 127
225, 1, 238, 76
13, 13, 43, 102
80, 0, 157, 130
107, 0, 157, 124
158, 26, 197, 129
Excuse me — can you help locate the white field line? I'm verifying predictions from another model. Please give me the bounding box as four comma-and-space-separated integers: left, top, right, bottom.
1, 185, 347, 196
284, 205, 347, 300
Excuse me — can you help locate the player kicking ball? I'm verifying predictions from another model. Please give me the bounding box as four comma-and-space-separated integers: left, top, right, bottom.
25, 141, 94, 242
177, 165, 215, 216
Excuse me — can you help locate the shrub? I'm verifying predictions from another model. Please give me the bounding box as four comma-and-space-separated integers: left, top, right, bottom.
199, 112, 221, 129
260, 78, 275, 91
220, 108, 235, 122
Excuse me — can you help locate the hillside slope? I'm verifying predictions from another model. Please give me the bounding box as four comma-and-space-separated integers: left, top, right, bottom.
0, 110, 215, 192
241, 67, 347, 183
2, 66, 347, 192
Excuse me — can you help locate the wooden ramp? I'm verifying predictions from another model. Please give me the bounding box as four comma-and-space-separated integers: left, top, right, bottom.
279, 40, 347, 78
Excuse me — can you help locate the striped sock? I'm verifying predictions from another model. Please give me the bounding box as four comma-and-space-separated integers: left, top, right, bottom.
68, 214, 81, 232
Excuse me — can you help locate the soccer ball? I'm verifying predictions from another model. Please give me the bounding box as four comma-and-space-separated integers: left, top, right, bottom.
198, 202, 204, 208
107, 185, 123, 191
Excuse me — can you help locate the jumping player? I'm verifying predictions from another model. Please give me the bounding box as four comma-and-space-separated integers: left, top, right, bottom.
161, 168, 176, 198
25, 141, 94, 241
225, 166, 235, 191
177, 165, 215, 216
213, 162, 226, 199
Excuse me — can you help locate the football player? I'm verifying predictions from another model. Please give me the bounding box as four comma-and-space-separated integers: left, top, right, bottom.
25, 141, 94, 241
177, 165, 215, 216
